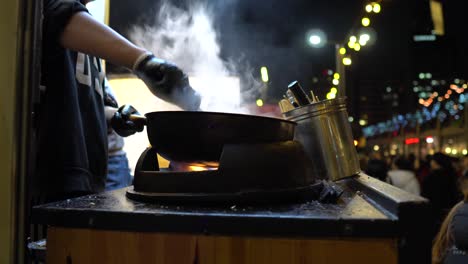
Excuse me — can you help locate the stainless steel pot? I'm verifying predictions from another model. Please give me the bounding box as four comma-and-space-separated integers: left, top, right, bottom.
283, 97, 360, 181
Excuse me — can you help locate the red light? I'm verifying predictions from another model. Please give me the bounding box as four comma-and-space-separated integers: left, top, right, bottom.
405, 138, 420, 145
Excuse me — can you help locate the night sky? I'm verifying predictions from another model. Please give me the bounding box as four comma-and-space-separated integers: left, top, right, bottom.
109, 0, 468, 124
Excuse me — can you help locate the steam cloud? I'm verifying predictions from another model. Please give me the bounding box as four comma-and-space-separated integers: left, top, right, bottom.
129, 1, 265, 114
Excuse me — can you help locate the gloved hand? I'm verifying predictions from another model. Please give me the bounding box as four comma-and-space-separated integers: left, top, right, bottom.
111, 105, 144, 137
133, 53, 202, 111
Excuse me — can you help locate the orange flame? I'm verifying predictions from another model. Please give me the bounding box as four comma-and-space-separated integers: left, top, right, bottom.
170, 161, 219, 172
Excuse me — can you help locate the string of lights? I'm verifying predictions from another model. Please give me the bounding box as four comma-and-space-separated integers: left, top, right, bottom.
327, 1, 383, 99
363, 77, 468, 138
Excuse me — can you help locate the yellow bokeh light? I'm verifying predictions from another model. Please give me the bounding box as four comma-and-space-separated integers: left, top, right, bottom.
349, 36, 357, 43
256, 99, 264, 107
348, 41, 355, 49
354, 140, 359, 146
334, 73, 340, 80
373, 3, 381, 13
354, 43, 361, 51
332, 79, 339, 85
326, 92, 336, 100
330, 87, 338, 94
343, 57, 352, 66
365, 4, 373, 13
445, 147, 452, 154
339, 48, 346, 55
362, 17, 370, 27
360, 33, 370, 42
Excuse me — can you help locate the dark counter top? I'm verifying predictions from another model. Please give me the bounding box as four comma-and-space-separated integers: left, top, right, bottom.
32, 174, 428, 238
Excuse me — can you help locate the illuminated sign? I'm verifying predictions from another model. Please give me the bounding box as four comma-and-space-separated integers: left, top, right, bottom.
413, 35, 436, 42
405, 138, 420, 145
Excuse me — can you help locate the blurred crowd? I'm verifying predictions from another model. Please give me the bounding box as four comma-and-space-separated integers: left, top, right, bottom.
359, 151, 468, 263
360, 151, 467, 197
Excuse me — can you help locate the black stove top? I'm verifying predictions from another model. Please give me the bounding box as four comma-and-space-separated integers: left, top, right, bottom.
129, 141, 330, 203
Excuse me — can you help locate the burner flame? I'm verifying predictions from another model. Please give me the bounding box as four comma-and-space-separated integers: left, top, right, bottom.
169, 161, 219, 172
188, 165, 210, 172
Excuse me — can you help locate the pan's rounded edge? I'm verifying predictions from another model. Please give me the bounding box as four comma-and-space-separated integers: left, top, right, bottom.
144, 111, 297, 125
143, 111, 297, 162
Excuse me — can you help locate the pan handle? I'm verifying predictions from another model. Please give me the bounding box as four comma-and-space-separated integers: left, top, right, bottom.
129, 114, 147, 127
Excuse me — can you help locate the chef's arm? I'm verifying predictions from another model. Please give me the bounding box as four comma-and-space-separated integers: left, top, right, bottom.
59, 10, 201, 110
60, 11, 145, 69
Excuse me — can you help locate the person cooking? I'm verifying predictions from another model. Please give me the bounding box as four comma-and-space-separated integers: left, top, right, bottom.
36, 0, 201, 201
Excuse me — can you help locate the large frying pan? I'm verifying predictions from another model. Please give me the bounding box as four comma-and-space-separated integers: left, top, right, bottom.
130, 111, 296, 162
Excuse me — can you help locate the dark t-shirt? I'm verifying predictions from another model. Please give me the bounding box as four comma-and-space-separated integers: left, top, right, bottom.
38, 0, 108, 196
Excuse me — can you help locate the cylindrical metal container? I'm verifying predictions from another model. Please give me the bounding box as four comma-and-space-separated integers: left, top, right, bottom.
283, 97, 360, 181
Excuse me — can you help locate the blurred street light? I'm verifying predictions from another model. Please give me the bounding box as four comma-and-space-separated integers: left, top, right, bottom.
373, 3, 381, 13
306, 29, 327, 48
354, 43, 361, 51
326, 91, 337, 99
260, 66, 269, 83
306, 29, 347, 95
365, 4, 373, 13
359, 33, 370, 45
360, 34, 370, 42
309, 35, 322, 46
343, 57, 352, 66
361, 17, 370, 27
357, 27, 377, 46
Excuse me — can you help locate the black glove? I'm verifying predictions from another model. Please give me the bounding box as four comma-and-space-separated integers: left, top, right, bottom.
111, 105, 144, 137
133, 54, 202, 111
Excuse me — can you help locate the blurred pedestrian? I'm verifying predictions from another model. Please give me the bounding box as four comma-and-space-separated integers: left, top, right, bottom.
408, 152, 417, 171
422, 152, 461, 237
387, 156, 420, 195
358, 152, 369, 172
417, 154, 432, 184
365, 151, 388, 181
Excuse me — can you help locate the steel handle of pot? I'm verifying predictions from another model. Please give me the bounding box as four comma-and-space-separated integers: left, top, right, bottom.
129, 114, 147, 127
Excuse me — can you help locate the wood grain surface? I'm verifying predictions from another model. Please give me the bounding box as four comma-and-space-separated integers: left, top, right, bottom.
47, 227, 398, 264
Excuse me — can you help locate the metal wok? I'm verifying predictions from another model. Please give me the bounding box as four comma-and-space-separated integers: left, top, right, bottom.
130, 111, 296, 162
